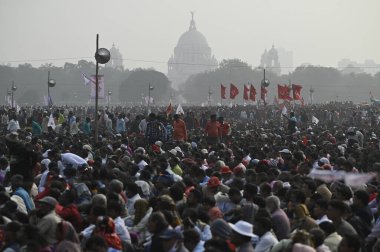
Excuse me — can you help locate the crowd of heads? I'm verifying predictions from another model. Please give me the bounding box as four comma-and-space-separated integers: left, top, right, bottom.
0, 102, 379, 252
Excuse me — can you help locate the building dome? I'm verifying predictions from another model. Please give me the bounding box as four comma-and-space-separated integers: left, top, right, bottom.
107, 43, 123, 70
177, 29, 209, 48
168, 12, 217, 89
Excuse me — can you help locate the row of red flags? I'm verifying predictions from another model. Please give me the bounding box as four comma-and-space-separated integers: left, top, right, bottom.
220, 83, 303, 101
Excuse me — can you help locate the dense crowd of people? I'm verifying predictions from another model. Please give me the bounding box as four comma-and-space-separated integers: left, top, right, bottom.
0, 101, 379, 252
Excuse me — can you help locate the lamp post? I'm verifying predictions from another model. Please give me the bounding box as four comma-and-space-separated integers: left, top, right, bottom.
7, 89, 11, 106
309, 86, 314, 105
94, 34, 111, 142
47, 71, 56, 108
148, 83, 154, 111
11, 81, 17, 109
260, 68, 270, 122
261, 69, 270, 103
107, 89, 112, 108
208, 86, 212, 107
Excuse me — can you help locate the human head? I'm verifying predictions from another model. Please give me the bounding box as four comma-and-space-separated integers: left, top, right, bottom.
229, 221, 254, 247
265, 195, 281, 213
148, 211, 169, 234
353, 189, 370, 207
159, 229, 184, 252
210, 219, 232, 239
253, 217, 273, 237
337, 234, 361, 252
327, 200, 347, 221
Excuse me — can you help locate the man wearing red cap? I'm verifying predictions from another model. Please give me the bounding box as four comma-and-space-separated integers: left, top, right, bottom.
202, 176, 230, 199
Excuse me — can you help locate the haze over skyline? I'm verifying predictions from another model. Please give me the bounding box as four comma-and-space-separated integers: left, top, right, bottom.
1, 0, 379, 74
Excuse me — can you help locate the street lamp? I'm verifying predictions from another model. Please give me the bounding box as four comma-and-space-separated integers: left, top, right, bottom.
107, 89, 112, 108
148, 83, 154, 111
47, 71, 56, 107
11, 81, 17, 109
309, 86, 314, 104
94, 34, 111, 142
260, 68, 270, 105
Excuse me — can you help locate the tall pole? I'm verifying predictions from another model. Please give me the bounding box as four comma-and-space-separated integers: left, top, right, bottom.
208, 86, 211, 107
11, 81, 14, 109
148, 83, 151, 110
310, 86, 314, 105
94, 34, 99, 142
107, 89, 110, 108
47, 71, 51, 108
263, 69, 267, 106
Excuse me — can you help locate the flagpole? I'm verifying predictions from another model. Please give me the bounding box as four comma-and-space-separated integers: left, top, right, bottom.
208, 86, 211, 107
148, 83, 150, 110
48, 71, 51, 107
94, 35, 100, 142
11, 81, 16, 110
289, 72, 295, 110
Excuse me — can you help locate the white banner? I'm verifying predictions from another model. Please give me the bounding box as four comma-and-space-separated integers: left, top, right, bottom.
90, 75, 105, 99
308, 169, 376, 187
48, 113, 56, 129
176, 104, 184, 115
312, 116, 319, 125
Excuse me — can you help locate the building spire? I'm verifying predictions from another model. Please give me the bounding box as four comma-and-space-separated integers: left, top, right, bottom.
189, 11, 196, 30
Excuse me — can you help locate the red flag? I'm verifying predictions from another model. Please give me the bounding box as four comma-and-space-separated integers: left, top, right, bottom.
261, 86, 267, 102
166, 102, 173, 115
221, 84, 227, 99
243, 84, 249, 100
230, 83, 239, 99
292, 84, 303, 100
249, 84, 256, 101
278, 85, 292, 100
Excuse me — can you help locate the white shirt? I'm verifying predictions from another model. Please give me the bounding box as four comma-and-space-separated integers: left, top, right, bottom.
114, 216, 131, 243
254, 231, 279, 252
127, 194, 141, 216
61, 153, 87, 169
38, 169, 49, 193
193, 240, 205, 252
137, 160, 148, 170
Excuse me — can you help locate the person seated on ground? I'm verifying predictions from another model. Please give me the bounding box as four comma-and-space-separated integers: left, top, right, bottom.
337, 234, 362, 252
319, 221, 342, 252
183, 229, 204, 252
106, 200, 131, 245
229, 220, 255, 252
56, 189, 83, 233
176, 207, 212, 242
253, 217, 278, 252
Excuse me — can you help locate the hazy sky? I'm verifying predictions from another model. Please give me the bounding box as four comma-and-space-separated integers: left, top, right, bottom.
1, 0, 379, 74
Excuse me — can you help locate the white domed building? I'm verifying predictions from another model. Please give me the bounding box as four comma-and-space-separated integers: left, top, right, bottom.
168, 13, 218, 89
107, 43, 124, 70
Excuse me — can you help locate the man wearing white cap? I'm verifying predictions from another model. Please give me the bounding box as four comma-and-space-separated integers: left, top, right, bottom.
229, 220, 255, 252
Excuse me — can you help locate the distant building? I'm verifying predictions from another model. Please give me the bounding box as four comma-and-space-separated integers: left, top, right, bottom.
107, 43, 123, 70
277, 47, 293, 71
338, 58, 379, 75
168, 12, 218, 89
260, 45, 281, 75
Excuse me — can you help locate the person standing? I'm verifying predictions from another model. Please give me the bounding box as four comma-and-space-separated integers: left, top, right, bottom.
218, 116, 231, 141
204, 114, 220, 145
116, 114, 126, 134
145, 113, 166, 144
173, 114, 187, 142
7, 114, 20, 133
